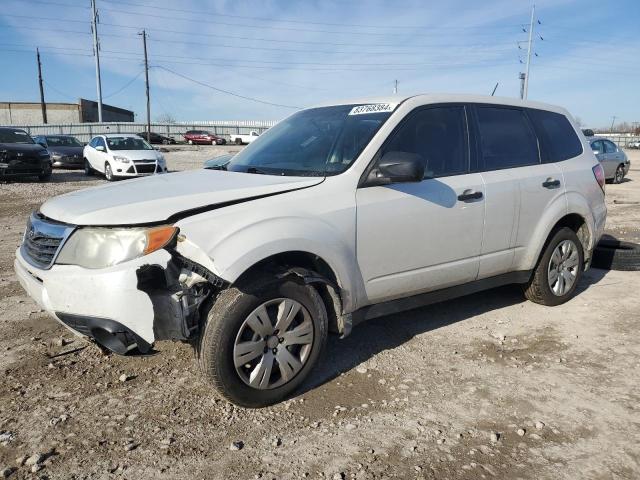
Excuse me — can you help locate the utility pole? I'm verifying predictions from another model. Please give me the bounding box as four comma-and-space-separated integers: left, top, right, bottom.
393, 79, 398, 94
91, 0, 103, 122
519, 73, 526, 100
36, 48, 47, 124
139, 29, 151, 143
491, 82, 499, 96
523, 4, 535, 100
610, 116, 617, 133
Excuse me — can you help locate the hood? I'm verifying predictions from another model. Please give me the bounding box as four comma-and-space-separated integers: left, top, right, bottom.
40, 169, 324, 225
48, 146, 83, 156
0, 143, 47, 155
106, 149, 161, 160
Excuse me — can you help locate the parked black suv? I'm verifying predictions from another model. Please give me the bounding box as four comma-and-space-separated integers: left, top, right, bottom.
0, 128, 52, 181
136, 132, 176, 145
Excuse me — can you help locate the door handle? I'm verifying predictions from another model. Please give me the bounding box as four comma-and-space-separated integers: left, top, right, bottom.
542, 178, 561, 189
457, 189, 483, 202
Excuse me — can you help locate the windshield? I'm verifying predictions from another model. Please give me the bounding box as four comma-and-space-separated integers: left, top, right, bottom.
45, 136, 82, 147
106, 137, 153, 151
227, 104, 395, 176
0, 129, 34, 144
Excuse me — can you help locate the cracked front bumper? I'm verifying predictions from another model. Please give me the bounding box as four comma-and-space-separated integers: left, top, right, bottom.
14, 247, 172, 345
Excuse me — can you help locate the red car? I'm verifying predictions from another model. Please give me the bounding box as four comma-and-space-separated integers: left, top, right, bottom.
183, 130, 227, 145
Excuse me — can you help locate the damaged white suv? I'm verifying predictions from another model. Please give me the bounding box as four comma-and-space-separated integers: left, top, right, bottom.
15, 95, 606, 407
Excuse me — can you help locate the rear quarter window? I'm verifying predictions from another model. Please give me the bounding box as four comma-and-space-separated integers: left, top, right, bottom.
528, 109, 583, 162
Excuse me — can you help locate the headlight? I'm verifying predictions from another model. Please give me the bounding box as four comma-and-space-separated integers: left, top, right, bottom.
56, 225, 178, 269
113, 155, 130, 164
50, 153, 62, 160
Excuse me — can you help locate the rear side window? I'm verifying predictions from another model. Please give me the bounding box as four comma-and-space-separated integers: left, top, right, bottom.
476, 106, 539, 170
528, 109, 582, 162
603, 140, 617, 153
382, 105, 468, 178
591, 140, 604, 154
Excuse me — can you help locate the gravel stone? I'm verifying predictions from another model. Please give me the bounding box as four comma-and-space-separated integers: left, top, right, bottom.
230, 441, 244, 451
535, 421, 545, 430
490, 432, 500, 443
24, 454, 44, 467
1, 467, 14, 479
517, 428, 526, 436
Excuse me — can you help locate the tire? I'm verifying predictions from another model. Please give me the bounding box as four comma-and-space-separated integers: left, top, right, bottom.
613, 164, 625, 184
162, 139, 169, 145
84, 159, 93, 176
105, 162, 115, 182
235, 138, 242, 145
591, 235, 640, 271
211, 140, 216, 145
523, 227, 584, 306
38, 170, 52, 182
188, 140, 193, 145
197, 274, 328, 408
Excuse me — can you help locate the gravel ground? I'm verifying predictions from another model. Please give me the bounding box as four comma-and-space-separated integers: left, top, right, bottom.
0, 148, 639, 480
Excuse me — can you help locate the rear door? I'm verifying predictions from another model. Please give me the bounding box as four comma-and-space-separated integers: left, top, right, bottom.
356, 104, 485, 304
471, 105, 565, 276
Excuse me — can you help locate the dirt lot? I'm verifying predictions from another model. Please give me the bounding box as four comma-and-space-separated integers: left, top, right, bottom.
1, 147, 639, 480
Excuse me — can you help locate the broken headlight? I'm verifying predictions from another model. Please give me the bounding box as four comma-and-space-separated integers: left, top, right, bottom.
56, 225, 178, 269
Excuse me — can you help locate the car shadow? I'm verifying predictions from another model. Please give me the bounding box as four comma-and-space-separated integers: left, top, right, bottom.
298, 267, 611, 395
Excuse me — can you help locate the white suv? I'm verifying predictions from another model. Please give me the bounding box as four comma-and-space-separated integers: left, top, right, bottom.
15, 95, 606, 407
84, 133, 167, 180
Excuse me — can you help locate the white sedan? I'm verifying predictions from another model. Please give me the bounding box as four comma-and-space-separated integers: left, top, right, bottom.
83, 134, 168, 181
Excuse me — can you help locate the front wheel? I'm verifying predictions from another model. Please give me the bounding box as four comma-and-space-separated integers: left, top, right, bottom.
523, 227, 584, 306
104, 162, 115, 181
613, 165, 625, 184
197, 275, 328, 408
235, 138, 242, 145
38, 169, 52, 181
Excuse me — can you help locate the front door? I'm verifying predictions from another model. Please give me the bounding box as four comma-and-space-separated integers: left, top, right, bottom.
356, 105, 485, 304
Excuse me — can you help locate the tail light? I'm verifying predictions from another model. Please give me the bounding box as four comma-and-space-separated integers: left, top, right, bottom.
592, 163, 605, 193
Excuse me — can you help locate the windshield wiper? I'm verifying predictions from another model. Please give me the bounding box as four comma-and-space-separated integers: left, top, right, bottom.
246, 167, 270, 175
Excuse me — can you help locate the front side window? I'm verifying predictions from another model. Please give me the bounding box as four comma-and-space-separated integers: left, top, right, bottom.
476, 106, 539, 170
106, 137, 153, 151
227, 104, 394, 176
528, 109, 582, 162
379, 105, 468, 178
604, 140, 617, 153
0, 129, 34, 144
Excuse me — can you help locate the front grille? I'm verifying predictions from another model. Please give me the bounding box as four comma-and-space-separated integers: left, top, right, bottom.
133, 159, 156, 164
20, 213, 75, 270
135, 164, 156, 173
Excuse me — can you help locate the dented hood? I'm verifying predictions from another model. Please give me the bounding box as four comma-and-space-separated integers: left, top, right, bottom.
40, 169, 323, 225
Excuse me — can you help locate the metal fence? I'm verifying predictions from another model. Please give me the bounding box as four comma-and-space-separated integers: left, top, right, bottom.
7, 121, 278, 143
597, 134, 640, 148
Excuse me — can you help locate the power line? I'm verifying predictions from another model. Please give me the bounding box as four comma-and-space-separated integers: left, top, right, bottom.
103, 70, 144, 99
152, 65, 301, 109
99, 0, 522, 30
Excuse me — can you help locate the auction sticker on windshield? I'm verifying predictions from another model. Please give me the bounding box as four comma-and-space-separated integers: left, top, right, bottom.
348, 103, 397, 115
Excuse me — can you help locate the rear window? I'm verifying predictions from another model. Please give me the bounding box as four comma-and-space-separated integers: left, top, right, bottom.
528, 109, 582, 162
476, 106, 539, 170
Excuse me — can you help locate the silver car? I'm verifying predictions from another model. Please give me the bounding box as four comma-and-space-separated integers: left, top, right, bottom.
589, 137, 630, 183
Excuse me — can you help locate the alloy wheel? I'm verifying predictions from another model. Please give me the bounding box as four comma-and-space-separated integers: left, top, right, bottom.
615, 166, 624, 184
547, 239, 579, 296
233, 298, 314, 390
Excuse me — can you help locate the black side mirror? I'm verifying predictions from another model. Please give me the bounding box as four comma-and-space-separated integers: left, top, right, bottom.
366, 151, 425, 186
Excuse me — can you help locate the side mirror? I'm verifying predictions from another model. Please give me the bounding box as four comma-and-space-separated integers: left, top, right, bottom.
367, 151, 425, 186
95, 145, 106, 152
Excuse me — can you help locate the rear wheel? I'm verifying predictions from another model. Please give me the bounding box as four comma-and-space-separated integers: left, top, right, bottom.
188, 139, 193, 145
84, 159, 93, 176
613, 164, 625, 184
104, 162, 115, 181
524, 227, 584, 306
197, 274, 328, 408
235, 138, 242, 145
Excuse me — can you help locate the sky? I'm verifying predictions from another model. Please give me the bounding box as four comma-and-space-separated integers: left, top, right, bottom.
0, 0, 639, 128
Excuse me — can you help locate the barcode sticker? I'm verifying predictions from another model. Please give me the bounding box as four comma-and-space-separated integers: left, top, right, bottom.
348, 103, 397, 115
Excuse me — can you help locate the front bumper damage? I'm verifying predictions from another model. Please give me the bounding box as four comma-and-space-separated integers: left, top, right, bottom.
15, 241, 227, 355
